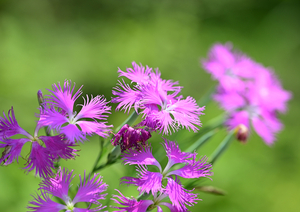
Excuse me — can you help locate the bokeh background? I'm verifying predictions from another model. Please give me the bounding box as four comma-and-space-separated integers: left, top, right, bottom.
0, 0, 299, 211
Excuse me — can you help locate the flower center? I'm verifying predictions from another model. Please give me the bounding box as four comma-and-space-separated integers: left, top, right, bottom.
245, 105, 260, 118
68, 112, 78, 124
225, 68, 236, 78
65, 199, 75, 211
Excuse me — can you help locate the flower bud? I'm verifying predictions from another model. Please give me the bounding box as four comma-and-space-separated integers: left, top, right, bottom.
37, 90, 44, 105
235, 124, 249, 143
111, 124, 151, 152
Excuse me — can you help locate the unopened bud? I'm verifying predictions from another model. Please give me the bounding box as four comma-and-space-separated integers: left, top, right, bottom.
37, 90, 44, 105
111, 124, 152, 152
194, 186, 226, 196
235, 124, 249, 143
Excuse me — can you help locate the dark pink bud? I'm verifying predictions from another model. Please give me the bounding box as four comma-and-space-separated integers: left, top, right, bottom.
235, 124, 249, 143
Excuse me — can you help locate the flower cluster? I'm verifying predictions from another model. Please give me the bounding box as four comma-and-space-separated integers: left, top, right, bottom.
112, 62, 205, 135
111, 139, 213, 211
202, 43, 291, 144
0, 81, 112, 178
28, 167, 108, 211
0, 49, 291, 212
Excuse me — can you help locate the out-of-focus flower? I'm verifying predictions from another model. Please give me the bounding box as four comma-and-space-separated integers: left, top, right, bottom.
202, 43, 255, 92
111, 124, 151, 152
40, 80, 112, 143
113, 139, 212, 211
112, 62, 205, 135
202, 43, 292, 145
28, 167, 108, 212
0, 107, 77, 178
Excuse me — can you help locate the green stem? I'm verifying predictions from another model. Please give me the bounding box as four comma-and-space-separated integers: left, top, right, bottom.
91, 137, 105, 172
185, 129, 217, 152
209, 130, 235, 164
92, 144, 120, 173
115, 110, 139, 132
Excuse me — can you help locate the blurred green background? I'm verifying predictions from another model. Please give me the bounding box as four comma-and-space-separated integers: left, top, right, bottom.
0, 0, 299, 211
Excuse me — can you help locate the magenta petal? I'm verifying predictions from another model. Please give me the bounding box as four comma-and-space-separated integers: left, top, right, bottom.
112, 79, 143, 113
150, 110, 177, 135
210, 43, 235, 69
252, 116, 277, 145
213, 89, 246, 112
28, 191, 66, 212
168, 156, 213, 179
159, 202, 188, 212
39, 108, 68, 131
250, 66, 292, 113
73, 172, 108, 205
39, 167, 74, 201
156, 206, 163, 212
76, 95, 111, 120
202, 43, 235, 79
166, 177, 200, 211
46, 80, 82, 115
0, 107, 30, 138
61, 124, 86, 143
226, 110, 250, 130
170, 97, 205, 132
219, 75, 241, 91
121, 147, 161, 170
203, 60, 225, 80
261, 110, 283, 132
24, 141, 55, 178
73, 207, 106, 212
76, 120, 112, 138
149, 70, 182, 92
0, 138, 30, 165
111, 189, 153, 212
121, 166, 163, 195
40, 135, 77, 160
163, 139, 196, 167
118, 62, 152, 85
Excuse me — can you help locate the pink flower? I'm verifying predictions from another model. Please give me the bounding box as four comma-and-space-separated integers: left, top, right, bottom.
28, 167, 108, 211
40, 80, 112, 143
0, 107, 77, 178
112, 62, 204, 135
116, 139, 212, 211
203, 43, 292, 144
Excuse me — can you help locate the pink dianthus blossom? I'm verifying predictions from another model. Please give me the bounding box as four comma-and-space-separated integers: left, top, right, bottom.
202, 43, 292, 144
40, 80, 112, 143
28, 167, 108, 211
112, 62, 205, 135
0, 107, 77, 178
113, 139, 212, 211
